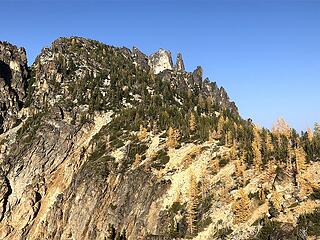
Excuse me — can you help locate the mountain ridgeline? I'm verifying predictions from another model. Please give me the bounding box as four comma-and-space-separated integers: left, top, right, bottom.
0, 37, 320, 240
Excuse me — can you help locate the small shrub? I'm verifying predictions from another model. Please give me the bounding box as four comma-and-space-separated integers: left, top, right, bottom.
297, 207, 320, 236
151, 149, 170, 170
219, 157, 229, 168
214, 227, 233, 239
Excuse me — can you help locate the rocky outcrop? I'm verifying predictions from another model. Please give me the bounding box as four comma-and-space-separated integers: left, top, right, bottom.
148, 49, 173, 74
175, 53, 185, 72
192, 66, 203, 84
132, 47, 150, 71
0, 41, 28, 133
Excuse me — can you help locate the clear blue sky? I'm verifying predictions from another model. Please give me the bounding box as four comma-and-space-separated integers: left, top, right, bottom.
1, 0, 319, 131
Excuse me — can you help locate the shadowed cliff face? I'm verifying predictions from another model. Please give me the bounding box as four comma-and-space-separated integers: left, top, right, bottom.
0, 42, 28, 134
1, 37, 318, 240
0, 61, 12, 85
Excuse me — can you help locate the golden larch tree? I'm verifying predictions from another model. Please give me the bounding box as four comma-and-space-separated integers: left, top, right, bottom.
252, 125, 262, 172
133, 153, 142, 166
226, 129, 233, 147
287, 141, 294, 171
137, 125, 148, 141
198, 95, 206, 109
217, 115, 225, 137
174, 187, 182, 203
294, 145, 310, 197
209, 129, 220, 141
266, 133, 274, 156
270, 191, 283, 212
187, 170, 199, 235
187, 89, 192, 99
206, 96, 213, 112
272, 118, 292, 169
232, 188, 251, 224
200, 167, 211, 200
166, 127, 180, 148
235, 152, 246, 186
295, 146, 307, 174
229, 145, 238, 161
272, 117, 291, 138
189, 112, 196, 132
209, 158, 220, 174
307, 127, 314, 142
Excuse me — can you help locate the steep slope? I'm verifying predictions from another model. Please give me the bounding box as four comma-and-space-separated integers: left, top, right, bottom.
0, 37, 320, 240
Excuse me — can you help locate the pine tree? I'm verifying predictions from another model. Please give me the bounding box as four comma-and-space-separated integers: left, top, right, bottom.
198, 95, 206, 110
187, 89, 192, 99
107, 224, 116, 240
206, 96, 213, 112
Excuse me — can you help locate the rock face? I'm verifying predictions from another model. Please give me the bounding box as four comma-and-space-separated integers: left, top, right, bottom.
148, 49, 173, 74
1, 37, 318, 240
132, 47, 150, 71
175, 53, 185, 72
0, 41, 28, 133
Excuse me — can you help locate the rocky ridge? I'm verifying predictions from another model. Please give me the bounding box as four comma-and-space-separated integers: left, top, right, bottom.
0, 37, 319, 240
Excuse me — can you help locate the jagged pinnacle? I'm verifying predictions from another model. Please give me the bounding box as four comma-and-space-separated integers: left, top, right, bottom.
148, 48, 173, 74
175, 53, 185, 72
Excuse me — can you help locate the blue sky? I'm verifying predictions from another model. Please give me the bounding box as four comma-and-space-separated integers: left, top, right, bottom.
1, 0, 319, 131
